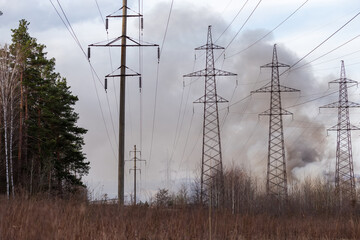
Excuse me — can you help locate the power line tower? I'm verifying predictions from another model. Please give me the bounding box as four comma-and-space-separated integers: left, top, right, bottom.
184, 25, 236, 205
320, 60, 359, 205
88, 0, 158, 205
251, 44, 299, 199
126, 145, 145, 205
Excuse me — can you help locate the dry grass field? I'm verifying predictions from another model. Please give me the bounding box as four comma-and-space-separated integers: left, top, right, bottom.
0, 170, 359, 239
0, 195, 360, 239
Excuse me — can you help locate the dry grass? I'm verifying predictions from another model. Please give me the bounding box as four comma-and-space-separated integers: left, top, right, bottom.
0, 196, 360, 239
1, 169, 359, 239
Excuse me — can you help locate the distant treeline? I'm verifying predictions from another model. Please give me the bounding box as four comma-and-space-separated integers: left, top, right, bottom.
151, 167, 356, 215
0, 20, 89, 197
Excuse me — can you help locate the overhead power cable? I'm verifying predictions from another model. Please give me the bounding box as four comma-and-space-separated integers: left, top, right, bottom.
49, 0, 118, 159
149, 0, 175, 162
160, 0, 175, 55
301, 48, 360, 70
49, 0, 103, 87
215, 0, 250, 43
89, 67, 117, 159
227, 0, 309, 58
221, 0, 234, 14
224, 0, 262, 51
49, 0, 83, 56
169, 87, 185, 162
219, 8, 360, 152
290, 33, 360, 73
214, 0, 262, 63
94, 0, 105, 25
286, 85, 357, 109
284, 10, 360, 74
220, 94, 252, 111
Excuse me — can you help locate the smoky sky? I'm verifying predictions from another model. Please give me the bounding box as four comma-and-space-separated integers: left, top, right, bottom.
1, 0, 360, 200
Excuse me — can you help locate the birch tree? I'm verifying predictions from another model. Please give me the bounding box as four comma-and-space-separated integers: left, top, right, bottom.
0, 45, 20, 198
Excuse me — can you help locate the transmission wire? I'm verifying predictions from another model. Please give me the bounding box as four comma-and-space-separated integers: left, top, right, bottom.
284, 10, 360, 74
215, 0, 250, 43
149, 0, 175, 163
226, 0, 309, 58
49, 0, 117, 159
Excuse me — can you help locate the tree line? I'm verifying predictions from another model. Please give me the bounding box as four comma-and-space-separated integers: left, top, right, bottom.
0, 20, 89, 198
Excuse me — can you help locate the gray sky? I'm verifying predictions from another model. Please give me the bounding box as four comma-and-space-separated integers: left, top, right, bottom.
1, 0, 360, 201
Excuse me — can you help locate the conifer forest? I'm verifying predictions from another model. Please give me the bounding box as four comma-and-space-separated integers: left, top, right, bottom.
0, 20, 89, 197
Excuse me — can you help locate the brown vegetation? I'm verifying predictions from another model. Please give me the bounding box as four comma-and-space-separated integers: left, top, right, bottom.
1, 169, 360, 239
0, 196, 360, 239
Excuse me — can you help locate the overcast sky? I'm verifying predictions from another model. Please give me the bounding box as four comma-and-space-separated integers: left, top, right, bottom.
1, 0, 360, 201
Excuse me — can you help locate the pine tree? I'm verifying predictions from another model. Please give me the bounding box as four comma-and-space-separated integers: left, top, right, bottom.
0, 19, 90, 196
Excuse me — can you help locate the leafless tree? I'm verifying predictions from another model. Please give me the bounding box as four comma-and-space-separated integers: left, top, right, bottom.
0, 45, 20, 198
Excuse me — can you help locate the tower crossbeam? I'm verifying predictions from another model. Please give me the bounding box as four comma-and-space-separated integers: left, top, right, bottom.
252, 44, 299, 199
320, 60, 359, 205
183, 26, 236, 206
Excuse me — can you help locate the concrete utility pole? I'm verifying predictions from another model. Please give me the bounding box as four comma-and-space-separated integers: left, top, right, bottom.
252, 44, 300, 199
118, 0, 128, 207
127, 145, 145, 205
88, 1, 158, 206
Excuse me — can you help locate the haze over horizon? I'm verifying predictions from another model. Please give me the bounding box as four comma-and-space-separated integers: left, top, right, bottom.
1, 0, 360, 201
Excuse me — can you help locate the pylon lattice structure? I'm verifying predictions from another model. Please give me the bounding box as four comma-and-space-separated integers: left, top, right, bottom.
320, 60, 359, 204
252, 44, 299, 199
184, 26, 236, 205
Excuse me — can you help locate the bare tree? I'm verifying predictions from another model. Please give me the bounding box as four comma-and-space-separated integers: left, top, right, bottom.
0, 45, 20, 198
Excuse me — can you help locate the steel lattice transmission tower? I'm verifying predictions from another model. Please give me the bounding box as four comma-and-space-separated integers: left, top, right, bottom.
184, 26, 236, 205
252, 44, 299, 199
320, 60, 359, 204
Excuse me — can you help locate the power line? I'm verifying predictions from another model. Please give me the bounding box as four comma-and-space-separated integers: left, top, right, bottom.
94, 0, 105, 26
49, 0, 118, 160
221, 0, 234, 14
149, 0, 175, 162
169, 84, 186, 163
289, 33, 360, 73
220, 94, 252, 111
285, 10, 360, 73
213, 0, 263, 63
282, 7, 360, 48
287, 85, 357, 109
179, 110, 195, 171
160, 0, 175, 55
219, 4, 360, 131
49, 0, 104, 87
49, 0, 82, 53
219, 69, 262, 130
92, 0, 119, 116
226, 0, 309, 58
55, 0, 119, 144
105, 93, 119, 145
174, 57, 199, 182
148, 63, 160, 163
215, 0, 250, 43
55, 0, 84, 54
309, 48, 360, 68
89, 66, 117, 159
224, 0, 262, 52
